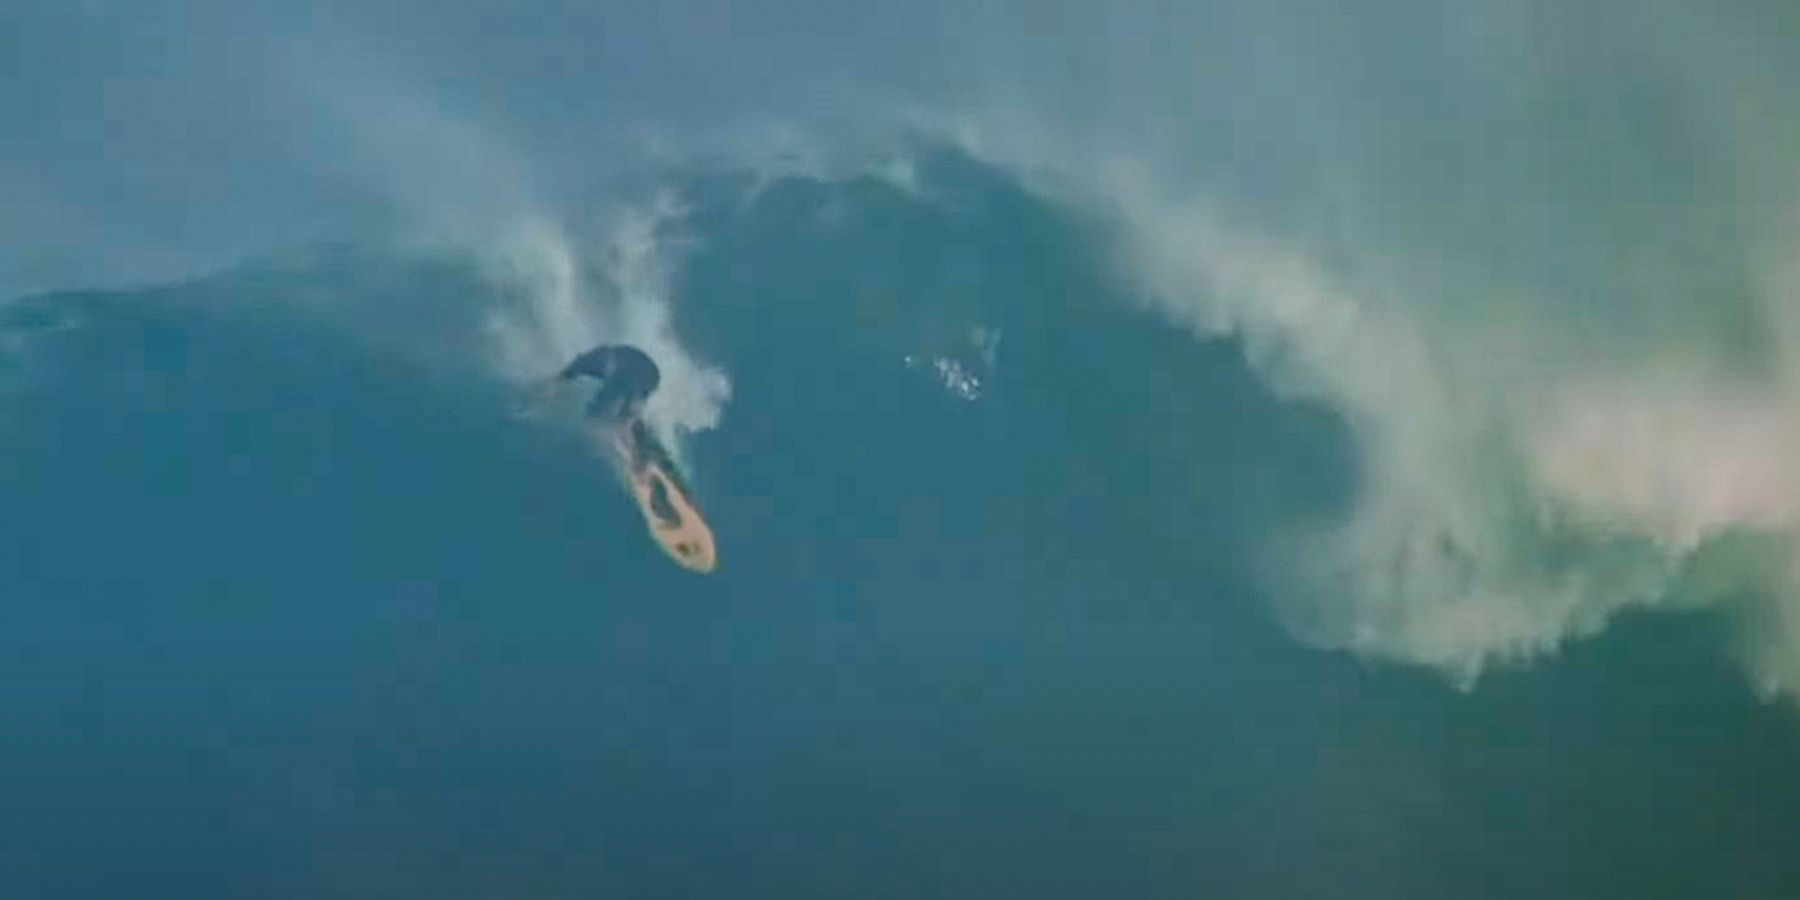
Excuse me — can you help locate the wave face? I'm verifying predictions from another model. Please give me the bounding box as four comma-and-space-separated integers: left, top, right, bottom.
9, 151, 1800, 898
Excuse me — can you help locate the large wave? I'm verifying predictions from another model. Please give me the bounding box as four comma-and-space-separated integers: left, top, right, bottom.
12, 0, 1800, 699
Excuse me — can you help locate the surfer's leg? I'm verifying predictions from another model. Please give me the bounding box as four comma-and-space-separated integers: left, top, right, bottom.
586, 383, 631, 422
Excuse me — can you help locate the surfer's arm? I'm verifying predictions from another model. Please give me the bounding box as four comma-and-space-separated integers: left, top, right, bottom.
512, 376, 566, 420
560, 346, 617, 381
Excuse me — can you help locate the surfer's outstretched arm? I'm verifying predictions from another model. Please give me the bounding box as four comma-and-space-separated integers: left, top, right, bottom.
511, 376, 567, 421
561, 346, 617, 381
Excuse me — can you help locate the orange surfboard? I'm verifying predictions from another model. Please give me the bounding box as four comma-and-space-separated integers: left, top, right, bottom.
601, 418, 718, 573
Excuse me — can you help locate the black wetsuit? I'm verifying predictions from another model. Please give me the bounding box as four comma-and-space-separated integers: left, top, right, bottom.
559, 344, 661, 421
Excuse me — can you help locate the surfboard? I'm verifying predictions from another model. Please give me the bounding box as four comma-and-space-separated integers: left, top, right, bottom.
600, 417, 718, 573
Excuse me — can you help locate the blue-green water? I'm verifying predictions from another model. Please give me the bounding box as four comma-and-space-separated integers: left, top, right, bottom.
4, 157, 1800, 898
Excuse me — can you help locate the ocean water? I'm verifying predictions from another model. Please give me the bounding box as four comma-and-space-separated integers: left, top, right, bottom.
4, 153, 1800, 898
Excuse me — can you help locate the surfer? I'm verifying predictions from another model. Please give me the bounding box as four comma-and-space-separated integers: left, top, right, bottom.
558, 343, 661, 423
534, 343, 718, 573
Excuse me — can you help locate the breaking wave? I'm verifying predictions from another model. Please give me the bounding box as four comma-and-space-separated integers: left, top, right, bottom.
922, 0, 1800, 696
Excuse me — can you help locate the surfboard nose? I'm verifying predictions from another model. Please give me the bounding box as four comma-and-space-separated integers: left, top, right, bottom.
667, 535, 717, 573
594, 409, 719, 574
646, 468, 717, 572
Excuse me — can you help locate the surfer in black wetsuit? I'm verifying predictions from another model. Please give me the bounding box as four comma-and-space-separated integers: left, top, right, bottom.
558, 344, 661, 423
523, 343, 715, 571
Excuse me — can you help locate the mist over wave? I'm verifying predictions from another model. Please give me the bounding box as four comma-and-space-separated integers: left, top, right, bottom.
479, 200, 730, 449
295, 54, 733, 452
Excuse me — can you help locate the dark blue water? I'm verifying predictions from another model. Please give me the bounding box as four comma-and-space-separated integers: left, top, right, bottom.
4, 155, 1798, 898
